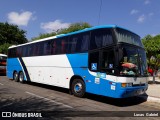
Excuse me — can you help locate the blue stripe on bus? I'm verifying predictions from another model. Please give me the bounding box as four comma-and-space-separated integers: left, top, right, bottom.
66, 53, 148, 98
66, 53, 118, 97
7, 58, 27, 81
19, 57, 30, 81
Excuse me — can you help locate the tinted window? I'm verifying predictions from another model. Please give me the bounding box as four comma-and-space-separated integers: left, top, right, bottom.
81, 33, 89, 52
47, 37, 68, 55
8, 48, 16, 58
68, 32, 89, 53
28, 45, 34, 56
51, 40, 56, 55
61, 39, 67, 53
17, 47, 22, 57
90, 29, 113, 50
56, 39, 62, 54
101, 50, 115, 74
116, 28, 143, 47
68, 34, 80, 53
44, 41, 51, 55
89, 51, 99, 71
22, 46, 28, 57
38, 42, 44, 56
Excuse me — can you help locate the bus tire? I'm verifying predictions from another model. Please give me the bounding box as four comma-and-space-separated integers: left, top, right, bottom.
13, 71, 19, 82
19, 72, 24, 83
71, 79, 85, 97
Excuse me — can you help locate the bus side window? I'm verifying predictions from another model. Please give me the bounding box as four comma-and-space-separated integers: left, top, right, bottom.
89, 51, 99, 71
17, 47, 22, 57
51, 41, 56, 55
81, 34, 89, 52
28, 45, 34, 56
70, 37, 77, 53
61, 38, 67, 54
68, 35, 78, 53
44, 41, 51, 55
102, 50, 115, 74
90, 29, 113, 50
22, 46, 27, 57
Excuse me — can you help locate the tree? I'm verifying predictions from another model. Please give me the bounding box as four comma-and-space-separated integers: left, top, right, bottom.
0, 43, 11, 54
142, 34, 160, 83
57, 22, 92, 34
32, 22, 92, 41
0, 22, 27, 54
32, 32, 57, 41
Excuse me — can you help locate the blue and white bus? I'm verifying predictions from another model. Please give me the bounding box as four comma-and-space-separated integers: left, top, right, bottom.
7, 25, 148, 98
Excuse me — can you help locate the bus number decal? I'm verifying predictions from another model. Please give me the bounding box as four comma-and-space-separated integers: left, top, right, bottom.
95, 78, 100, 84
111, 85, 116, 90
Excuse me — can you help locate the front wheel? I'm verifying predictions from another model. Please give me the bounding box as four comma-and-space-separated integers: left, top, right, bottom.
71, 79, 85, 97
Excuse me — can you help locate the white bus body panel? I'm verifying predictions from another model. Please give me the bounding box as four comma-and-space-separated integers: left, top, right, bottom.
22, 55, 74, 88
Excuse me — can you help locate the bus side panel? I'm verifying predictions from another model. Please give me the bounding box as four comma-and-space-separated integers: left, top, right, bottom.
67, 53, 121, 97
67, 53, 116, 96
7, 58, 27, 80
67, 53, 102, 95
67, 53, 148, 98
22, 55, 74, 88
87, 70, 118, 97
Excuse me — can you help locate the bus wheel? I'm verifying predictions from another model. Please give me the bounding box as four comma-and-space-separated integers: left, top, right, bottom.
71, 79, 85, 97
19, 72, 24, 83
13, 71, 19, 82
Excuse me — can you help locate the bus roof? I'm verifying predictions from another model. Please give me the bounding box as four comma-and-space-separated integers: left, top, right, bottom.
9, 25, 138, 49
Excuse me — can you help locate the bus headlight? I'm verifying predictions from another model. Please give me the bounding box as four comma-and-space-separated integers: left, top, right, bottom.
127, 83, 132, 87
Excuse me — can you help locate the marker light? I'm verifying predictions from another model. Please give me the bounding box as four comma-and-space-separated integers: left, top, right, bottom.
121, 83, 133, 88
121, 83, 127, 88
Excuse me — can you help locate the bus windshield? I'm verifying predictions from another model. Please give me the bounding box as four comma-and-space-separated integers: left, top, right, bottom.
118, 45, 148, 77
115, 28, 143, 47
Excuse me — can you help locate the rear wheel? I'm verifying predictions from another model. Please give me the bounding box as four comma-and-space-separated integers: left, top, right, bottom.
13, 71, 19, 82
19, 72, 24, 83
71, 79, 85, 97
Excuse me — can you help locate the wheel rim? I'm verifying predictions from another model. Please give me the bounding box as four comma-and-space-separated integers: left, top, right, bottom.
14, 72, 18, 80
74, 83, 82, 93
19, 73, 23, 82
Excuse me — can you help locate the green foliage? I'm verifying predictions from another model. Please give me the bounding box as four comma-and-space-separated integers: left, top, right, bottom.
0, 22, 27, 54
32, 22, 92, 41
142, 34, 160, 70
0, 43, 11, 54
32, 32, 57, 41
0, 22, 27, 44
58, 22, 92, 34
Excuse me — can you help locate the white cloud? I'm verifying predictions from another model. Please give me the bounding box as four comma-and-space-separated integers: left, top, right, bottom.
137, 14, 145, 23
41, 20, 70, 33
8, 11, 34, 26
144, 0, 150, 5
130, 9, 139, 15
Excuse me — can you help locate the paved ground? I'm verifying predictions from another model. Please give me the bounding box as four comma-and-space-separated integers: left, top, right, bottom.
0, 76, 160, 120
147, 84, 160, 98
142, 77, 160, 103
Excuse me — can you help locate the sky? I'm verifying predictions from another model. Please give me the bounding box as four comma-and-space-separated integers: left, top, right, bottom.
0, 0, 160, 40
